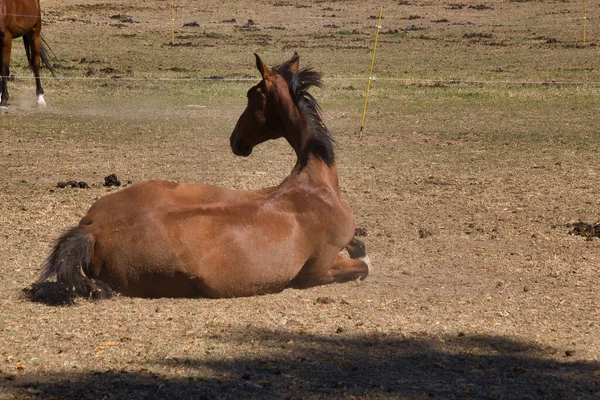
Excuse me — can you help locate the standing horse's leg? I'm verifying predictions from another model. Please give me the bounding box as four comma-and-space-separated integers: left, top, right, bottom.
24, 33, 46, 107
0, 32, 2, 105
0, 31, 12, 112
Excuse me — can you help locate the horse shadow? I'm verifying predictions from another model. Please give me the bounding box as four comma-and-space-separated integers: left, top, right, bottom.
2, 328, 599, 399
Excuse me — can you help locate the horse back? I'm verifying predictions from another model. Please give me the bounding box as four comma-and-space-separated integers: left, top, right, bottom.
80, 179, 336, 298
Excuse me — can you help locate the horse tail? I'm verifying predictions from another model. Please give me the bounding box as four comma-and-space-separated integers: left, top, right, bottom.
23, 35, 56, 76
37, 225, 95, 297
40, 36, 56, 76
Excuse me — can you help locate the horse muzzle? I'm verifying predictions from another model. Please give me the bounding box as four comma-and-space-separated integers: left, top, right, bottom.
230, 134, 253, 157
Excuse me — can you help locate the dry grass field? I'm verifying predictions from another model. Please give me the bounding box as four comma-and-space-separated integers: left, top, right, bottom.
1, 0, 600, 398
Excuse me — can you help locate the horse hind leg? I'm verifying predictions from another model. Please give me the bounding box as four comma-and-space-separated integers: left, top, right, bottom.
24, 34, 46, 107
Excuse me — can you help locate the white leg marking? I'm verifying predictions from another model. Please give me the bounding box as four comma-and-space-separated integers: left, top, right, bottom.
36, 94, 47, 107
0, 105, 8, 114
360, 255, 372, 274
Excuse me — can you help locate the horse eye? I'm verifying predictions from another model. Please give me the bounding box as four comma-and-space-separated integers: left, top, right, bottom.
247, 88, 262, 100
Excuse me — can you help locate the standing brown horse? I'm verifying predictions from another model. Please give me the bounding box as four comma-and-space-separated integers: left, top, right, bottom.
0, 0, 54, 112
34, 53, 370, 300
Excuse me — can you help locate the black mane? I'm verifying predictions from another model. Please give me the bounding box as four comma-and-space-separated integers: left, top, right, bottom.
275, 63, 336, 167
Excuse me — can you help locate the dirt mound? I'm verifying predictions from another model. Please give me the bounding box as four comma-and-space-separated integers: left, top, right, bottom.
567, 221, 600, 238
57, 181, 89, 189
103, 174, 121, 187
355, 227, 368, 237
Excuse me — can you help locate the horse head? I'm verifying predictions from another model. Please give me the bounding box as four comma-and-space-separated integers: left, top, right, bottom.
230, 52, 300, 157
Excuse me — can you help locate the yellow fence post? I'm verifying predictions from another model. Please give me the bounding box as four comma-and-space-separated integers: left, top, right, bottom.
581, 0, 589, 47
359, 7, 383, 138
171, 0, 175, 45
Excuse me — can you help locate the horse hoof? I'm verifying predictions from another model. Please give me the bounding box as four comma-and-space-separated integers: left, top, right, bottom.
0, 106, 8, 114
36, 95, 47, 107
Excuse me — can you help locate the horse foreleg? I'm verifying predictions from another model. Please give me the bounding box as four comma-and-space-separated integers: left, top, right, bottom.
0, 31, 12, 111
0, 33, 2, 106
289, 251, 370, 289
344, 236, 372, 273
317, 237, 372, 284
329, 254, 370, 284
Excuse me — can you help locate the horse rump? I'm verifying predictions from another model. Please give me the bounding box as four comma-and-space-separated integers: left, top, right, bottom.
28, 226, 113, 305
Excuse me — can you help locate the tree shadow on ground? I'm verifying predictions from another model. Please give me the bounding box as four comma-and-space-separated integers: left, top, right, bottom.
2, 328, 599, 399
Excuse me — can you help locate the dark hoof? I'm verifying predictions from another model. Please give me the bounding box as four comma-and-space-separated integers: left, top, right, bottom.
346, 237, 367, 259
89, 279, 115, 300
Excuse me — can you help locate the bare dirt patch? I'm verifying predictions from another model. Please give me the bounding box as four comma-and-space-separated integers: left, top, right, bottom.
1, 0, 600, 399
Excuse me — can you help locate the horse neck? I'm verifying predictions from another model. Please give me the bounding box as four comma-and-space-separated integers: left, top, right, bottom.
278, 107, 339, 192
274, 91, 325, 156
299, 158, 340, 191
280, 112, 309, 161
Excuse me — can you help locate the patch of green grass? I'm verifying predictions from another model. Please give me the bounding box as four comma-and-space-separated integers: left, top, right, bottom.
205, 32, 225, 39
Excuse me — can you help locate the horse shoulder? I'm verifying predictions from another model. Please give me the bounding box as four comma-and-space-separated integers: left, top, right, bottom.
270, 183, 353, 251
308, 185, 357, 247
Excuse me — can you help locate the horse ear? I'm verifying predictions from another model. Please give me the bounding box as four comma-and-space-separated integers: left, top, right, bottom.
254, 53, 272, 78
287, 52, 300, 74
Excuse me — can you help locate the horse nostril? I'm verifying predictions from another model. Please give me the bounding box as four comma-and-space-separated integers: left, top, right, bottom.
236, 143, 251, 157
231, 137, 250, 157
239, 145, 252, 157
230, 133, 241, 154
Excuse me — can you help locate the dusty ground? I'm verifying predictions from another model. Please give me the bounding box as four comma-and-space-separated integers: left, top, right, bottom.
1, 0, 600, 398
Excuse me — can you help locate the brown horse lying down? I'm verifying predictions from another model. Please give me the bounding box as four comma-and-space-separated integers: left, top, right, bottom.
34, 52, 371, 299
0, 0, 54, 112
